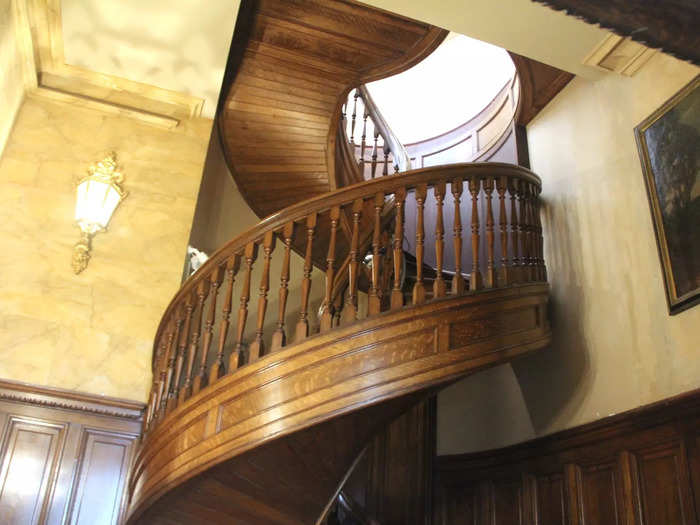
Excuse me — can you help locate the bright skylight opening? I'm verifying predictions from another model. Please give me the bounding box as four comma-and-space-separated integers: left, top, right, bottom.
366, 33, 516, 144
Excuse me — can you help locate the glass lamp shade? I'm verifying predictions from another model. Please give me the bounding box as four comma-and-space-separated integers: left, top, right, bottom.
74, 177, 124, 234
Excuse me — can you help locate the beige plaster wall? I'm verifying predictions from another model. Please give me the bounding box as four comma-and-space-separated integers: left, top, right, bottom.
188, 135, 327, 346
0, 92, 211, 402
513, 53, 700, 435
0, 0, 29, 159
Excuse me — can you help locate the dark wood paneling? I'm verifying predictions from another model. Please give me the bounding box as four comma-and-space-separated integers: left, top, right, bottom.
0, 380, 143, 525
532, 0, 700, 66
510, 53, 574, 126
434, 388, 700, 525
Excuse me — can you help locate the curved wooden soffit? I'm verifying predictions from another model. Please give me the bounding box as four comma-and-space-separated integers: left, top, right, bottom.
218, 0, 447, 218
128, 284, 550, 524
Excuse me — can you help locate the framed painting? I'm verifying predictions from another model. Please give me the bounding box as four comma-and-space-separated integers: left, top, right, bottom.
634, 75, 699, 314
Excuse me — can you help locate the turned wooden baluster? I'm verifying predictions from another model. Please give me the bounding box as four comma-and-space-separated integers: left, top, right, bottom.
484, 177, 496, 288
210, 254, 240, 382
296, 213, 317, 341
320, 208, 340, 332
382, 144, 390, 177
193, 267, 222, 395
181, 279, 208, 402
451, 178, 466, 295
359, 106, 369, 170
159, 315, 181, 417
469, 177, 483, 291
413, 184, 427, 304
271, 222, 294, 350
529, 183, 541, 281
520, 182, 532, 282
534, 186, 546, 281
342, 199, 364, 322
496, 176, 510, 286
350, 90, 359, 144
391, 187, 406, 309
249, 231, 276, 363
508, 178, 521, 283
379, 229, 393, 309
231, 242, 258, 369
371, 129, 379, 179
150, 332, 169, 424
433, 181, 447, 298
168, 296, 193, 412
369, 192, 384, 314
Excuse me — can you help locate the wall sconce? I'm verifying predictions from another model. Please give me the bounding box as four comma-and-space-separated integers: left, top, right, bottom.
72, 153, 127, 274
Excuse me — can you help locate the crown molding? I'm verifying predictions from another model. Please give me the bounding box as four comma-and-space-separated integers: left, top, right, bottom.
0, 378, 145, 421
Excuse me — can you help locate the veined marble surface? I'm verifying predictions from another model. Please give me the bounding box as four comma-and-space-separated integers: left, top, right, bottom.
0, 93, 212, 402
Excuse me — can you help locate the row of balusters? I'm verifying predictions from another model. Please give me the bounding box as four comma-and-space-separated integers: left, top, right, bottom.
144, 174, 545, 431
344, 89, 399, 178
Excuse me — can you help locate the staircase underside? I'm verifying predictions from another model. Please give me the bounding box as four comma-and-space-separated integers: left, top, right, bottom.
127, 284, 550, 524
219, 0, 446, 218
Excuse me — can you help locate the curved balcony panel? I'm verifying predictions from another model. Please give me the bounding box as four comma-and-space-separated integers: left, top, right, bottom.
128, 283, 549, 524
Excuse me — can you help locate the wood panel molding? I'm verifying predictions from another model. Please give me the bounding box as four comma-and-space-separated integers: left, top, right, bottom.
128, 283, 550, 523
434, 387, 700, 524
0, 380, 143, 525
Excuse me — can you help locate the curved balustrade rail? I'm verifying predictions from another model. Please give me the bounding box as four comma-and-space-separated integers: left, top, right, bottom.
342, 86, 411, 179
144, 163, 546, 434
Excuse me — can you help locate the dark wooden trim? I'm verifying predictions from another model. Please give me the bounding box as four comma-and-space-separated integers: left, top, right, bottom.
532, 0, 700, 66
434, 387, 700, 524
510, 52, 574, 126
0, 378, 145, 420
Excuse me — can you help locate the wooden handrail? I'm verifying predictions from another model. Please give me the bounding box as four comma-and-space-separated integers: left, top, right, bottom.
358, 85, 412, 172
144, 162, 545, 432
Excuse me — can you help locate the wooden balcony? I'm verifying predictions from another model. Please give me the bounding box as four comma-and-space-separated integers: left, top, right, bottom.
126, 163, 551, 524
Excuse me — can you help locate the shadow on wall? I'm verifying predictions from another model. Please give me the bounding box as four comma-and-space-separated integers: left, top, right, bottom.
511, 194, 591, 435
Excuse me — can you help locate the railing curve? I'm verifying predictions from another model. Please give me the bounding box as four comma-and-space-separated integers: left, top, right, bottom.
144, 163, 546, 433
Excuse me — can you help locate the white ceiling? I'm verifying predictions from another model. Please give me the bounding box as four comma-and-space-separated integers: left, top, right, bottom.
61, 0, 241, 118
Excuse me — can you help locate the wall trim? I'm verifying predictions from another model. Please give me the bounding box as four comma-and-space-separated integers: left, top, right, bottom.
0, 378, 145, 421
436, 386, 700, 466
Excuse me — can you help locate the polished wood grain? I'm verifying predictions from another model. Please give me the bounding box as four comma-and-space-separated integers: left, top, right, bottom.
434, 388, 700, 525
0, 380, 142, 525
509, 52, 574, 126
129, 283, 550, 524
219, 0, 447, 219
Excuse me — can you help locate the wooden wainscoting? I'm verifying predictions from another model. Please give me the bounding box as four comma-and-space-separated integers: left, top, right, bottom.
434, 388, 700, 525
0, 380, 143, 525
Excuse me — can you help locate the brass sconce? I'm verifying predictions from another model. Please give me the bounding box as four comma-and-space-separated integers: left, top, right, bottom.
72, 153, 127, 274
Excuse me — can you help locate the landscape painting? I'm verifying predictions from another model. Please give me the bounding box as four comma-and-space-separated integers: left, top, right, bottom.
635, 75, 700, 314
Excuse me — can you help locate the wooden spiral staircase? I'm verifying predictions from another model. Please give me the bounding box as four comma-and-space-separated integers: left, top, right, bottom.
125, 1, 552, 523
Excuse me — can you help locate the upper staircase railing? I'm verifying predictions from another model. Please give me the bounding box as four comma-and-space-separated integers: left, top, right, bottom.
342, 86, 412, 179
144, 163, 545, 434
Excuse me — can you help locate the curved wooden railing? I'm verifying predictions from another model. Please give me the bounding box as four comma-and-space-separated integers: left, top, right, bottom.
340, 73, 521, 188
342, 86, 412, 180
144, 163, 546, 434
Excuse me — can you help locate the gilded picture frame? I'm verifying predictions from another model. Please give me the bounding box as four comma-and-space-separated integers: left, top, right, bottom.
634, 75, 699, 315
